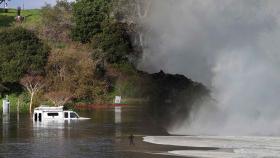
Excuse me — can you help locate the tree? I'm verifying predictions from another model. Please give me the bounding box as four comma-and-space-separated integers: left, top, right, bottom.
20, 74, 45, 113
41, 1, 73, 42
44, 45, 113, 103
45, 47, 97, 100
71, 0, 111, 43
92, 22, 133, 64
0, 27, 49, 83
111, 0, 151, 22
0, 84, 7, 96
45, 91, 73, 106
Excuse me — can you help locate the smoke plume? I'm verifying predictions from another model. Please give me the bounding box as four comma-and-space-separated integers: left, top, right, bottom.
138, 0, 280, 135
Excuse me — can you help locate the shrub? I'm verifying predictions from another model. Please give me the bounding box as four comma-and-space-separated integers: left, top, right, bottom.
71, 0, 111, 43
92, 22, 133, 64
41, 1, 73, 42
0, 27, 49, 83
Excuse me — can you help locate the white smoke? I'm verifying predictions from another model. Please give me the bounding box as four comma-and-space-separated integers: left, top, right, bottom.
138, 0, 280, 135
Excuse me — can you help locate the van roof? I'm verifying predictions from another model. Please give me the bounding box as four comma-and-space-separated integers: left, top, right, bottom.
34, 106, 64, 111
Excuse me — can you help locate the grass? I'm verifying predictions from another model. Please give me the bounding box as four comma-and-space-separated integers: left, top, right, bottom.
0, 93, 29, 113
0, 8, 42, 28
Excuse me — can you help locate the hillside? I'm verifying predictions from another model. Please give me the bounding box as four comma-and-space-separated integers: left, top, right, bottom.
0, 0, 210, 125
0, 9, 41, 28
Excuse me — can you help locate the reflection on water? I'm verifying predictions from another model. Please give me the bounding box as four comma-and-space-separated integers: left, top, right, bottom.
115, 106, 122, 140
114, 107, 122, 124
2, 114, 9, 139
0, 107, 167, 158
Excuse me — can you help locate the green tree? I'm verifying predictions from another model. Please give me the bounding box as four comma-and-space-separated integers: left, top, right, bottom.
0, 27, 49, 83
41, 0, 73, 42
92, 22, 133, 64
71, 0, 111, 43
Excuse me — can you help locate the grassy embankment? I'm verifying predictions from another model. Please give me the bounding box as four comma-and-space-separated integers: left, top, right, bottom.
0, 9, 41, 28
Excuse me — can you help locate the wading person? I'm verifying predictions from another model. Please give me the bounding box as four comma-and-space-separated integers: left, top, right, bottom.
129, 134, 135, 145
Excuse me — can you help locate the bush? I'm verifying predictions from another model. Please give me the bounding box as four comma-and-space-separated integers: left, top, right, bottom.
71, 0, 111, 43
0, 27, 49, 83
92, 22, 133, 64
41, 1, 73, 42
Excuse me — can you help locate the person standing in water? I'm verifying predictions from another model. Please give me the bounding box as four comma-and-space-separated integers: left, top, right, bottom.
129, 134, 135, 145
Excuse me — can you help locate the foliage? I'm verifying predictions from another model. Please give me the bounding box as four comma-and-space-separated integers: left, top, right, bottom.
20, 75, 45, 95
0, 14, 14, 28
41, 1, 73, 42
92, 22, 134, 64
108, 64, 143, 98
0, 93, 30, 113
145, 71, 210, 126
91, 80, 111, 103
0, 9, 42, 28
71, 0, 111, 43
0, 0, 211, 116
0, 27, 49, 83
45, 91, 73, 106
20, 74, 45, 113
45, 46, 114, 103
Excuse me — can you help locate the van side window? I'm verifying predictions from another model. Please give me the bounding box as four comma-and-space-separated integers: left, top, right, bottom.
34, 113, 37, 121
39, 113, 42, 122
70, 112, 78, 118
47, 113, 59, 117
64, 112, 68, 118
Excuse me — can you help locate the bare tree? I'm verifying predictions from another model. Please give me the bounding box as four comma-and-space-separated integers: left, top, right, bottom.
45, 91, 73, 107
20, 75, 45, 113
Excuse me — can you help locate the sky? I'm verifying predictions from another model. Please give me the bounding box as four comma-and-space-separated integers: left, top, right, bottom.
3, 0, 73, 9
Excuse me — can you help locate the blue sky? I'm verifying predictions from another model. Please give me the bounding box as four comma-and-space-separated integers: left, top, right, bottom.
3, 0, 71, 9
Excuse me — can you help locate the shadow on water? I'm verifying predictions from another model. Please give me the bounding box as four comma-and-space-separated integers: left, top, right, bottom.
0, 107, 172, 158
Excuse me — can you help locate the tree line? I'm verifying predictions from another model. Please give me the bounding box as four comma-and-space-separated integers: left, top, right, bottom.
0, 0, 142, 113
0, 0, 210, 124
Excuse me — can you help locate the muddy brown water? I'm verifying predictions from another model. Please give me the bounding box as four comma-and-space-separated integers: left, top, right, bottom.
0, 107, 192, 158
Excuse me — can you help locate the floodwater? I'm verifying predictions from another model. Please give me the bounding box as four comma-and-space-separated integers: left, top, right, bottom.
144, 135, 280, 158
0, 107, 176, 158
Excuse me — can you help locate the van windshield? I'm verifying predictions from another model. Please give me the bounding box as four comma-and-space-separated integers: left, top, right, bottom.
70, 112, 79, 118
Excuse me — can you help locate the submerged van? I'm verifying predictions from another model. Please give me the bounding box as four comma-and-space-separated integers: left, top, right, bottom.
33, 105, 90, 122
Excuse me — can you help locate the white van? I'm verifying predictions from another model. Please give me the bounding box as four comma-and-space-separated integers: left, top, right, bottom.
33, 105, 90, 122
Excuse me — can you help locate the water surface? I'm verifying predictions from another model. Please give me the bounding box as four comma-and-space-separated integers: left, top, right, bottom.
0, 107, 170, 158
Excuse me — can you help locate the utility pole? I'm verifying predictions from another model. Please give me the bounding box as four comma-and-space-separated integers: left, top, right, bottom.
22, 0, 24, 10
